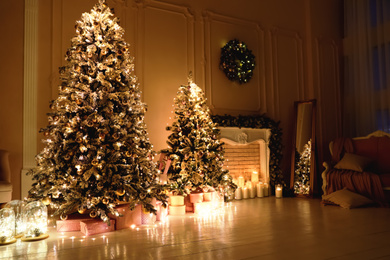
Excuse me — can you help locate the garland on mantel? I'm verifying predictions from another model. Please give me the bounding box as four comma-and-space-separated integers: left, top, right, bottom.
212, 114, 284, 188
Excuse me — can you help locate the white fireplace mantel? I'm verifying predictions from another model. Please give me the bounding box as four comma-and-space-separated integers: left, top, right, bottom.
219, 127, 271, 182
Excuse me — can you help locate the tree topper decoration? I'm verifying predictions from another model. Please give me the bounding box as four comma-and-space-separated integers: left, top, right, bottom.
219, 39, 255, 84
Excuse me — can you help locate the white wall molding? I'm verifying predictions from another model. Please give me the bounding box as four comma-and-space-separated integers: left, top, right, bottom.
22, 0, 39, 199
270, 27, 304, 119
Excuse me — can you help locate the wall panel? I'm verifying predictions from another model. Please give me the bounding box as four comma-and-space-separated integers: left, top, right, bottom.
315, 38, 341, 163
203, 11, 265, 115
136, 0, 195, 150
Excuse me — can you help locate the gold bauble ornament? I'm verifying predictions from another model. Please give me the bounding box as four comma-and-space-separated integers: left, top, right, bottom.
42, 197, 51, 205
97, 182, 104, 190
89, 211, 98, 218
91, 197, 99, 205
78, 207, 86, 214
115, 189, 125, 196
142, 207, 150, 214
60, 214, 68, 220
91, 159, 98, 166
102, 198, 109, 205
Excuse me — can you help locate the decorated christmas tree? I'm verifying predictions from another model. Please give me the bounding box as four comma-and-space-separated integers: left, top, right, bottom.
27, 0, 167, 223
293, 139, 311, 194
162, 75, 236, 198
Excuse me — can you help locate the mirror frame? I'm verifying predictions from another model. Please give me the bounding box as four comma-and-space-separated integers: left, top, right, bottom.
290, 99, 317, 197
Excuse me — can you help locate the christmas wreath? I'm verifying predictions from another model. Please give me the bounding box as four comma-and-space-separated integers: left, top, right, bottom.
219, 39, 255, 84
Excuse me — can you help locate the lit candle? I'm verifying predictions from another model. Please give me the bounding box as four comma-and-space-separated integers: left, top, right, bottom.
257, 182, 264, 197
242, 187, 249, 199
246, 182, 256, 198
275, 184, 283, 198
238, 176, 245, 188
251, 171, 259, 183
263, 183, 269, 197
235, 187, 242, 200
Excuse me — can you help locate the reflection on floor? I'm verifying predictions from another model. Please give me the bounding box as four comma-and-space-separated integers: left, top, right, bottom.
1, 197, 390, 259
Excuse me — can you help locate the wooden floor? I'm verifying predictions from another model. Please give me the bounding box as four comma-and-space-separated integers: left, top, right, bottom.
1, 197, 390, 260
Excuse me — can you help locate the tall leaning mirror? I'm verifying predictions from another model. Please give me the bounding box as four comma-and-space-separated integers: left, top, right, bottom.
290, 99, 316, 197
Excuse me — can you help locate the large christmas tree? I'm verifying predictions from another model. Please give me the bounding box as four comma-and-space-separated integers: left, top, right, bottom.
162, 76, 236, 197
27, 0, 167, 223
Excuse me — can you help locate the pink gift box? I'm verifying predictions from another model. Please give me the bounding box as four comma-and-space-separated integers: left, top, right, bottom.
109, 204, 142, 230
80, 219, 115, 236
189, 193, 204, 203
56, 214, 91, 232
184, 196, 194, 213
141, 210, 156, 225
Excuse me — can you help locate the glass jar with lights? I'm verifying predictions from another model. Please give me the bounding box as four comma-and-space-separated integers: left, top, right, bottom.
4, 200, 26, 238
21, 200, 49, 241
0, 208, 17, 245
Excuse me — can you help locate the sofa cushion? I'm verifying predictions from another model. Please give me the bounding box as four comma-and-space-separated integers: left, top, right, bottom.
353, 136, 390, 174
376, 136, 390, 173
334, 153, 373, 172
322, 188, 375, 209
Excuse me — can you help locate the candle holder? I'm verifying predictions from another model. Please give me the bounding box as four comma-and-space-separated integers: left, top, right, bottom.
4, 200, 26, 238
256, 182, 264, 197
263, 183, 269, 197
21, 201, 49, 241
234, 187, 242, 200
0, 208, 17, 245
275, 184, 283, 198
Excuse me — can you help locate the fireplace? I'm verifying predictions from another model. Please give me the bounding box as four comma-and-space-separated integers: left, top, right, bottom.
219, 127, 271, 183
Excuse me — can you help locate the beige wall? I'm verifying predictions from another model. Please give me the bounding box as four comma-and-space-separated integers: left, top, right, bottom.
0, 0, 343, 199
0, 0, 24, 199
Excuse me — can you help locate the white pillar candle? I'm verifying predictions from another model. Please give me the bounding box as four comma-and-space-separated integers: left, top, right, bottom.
275, 185, 283, 198
242, 187, 249, 199
263, 183, 269, 197
235, 187, 242, 200
257, 182, 264, 197
251, 171, 259, 183
250, 185, 256, 198
238, 176, 245, 188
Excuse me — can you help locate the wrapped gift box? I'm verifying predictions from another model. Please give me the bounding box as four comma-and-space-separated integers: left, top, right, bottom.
156, 202, 168, 221
169, 195, 184, 206
109, 204, 142, 230
56, 214, 91, 232
193, 201, 212, 215
203, 191, 216, 202
141, 210, 156, 225
169, 205, 186, 215
80, 219, 115, 236
189, 193, 203, 203
184, 195, 194, 213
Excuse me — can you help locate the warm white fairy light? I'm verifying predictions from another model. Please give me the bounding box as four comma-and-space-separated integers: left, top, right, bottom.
22, 201, 48, 239
0, 208, 15, 243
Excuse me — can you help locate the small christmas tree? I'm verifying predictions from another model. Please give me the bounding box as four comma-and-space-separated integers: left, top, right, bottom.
162, 75, 236, 197
293, 139, 311, 194
27, 0, 167, 223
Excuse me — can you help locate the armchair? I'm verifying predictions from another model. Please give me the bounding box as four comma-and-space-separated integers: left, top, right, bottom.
0, 150, 12, 203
